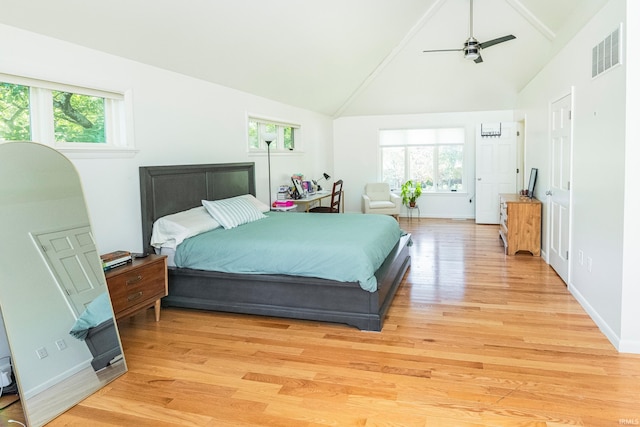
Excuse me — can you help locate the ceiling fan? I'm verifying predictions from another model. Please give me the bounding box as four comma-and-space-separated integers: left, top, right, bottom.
423, 0, 515, 63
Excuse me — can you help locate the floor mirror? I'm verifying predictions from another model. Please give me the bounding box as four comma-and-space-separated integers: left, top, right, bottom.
0, 141, 127, 426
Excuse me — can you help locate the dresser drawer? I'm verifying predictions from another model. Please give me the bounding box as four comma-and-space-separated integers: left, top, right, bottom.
105, 255, 168, 320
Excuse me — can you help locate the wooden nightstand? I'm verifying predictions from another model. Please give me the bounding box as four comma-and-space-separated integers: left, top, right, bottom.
104, 254, 168, 321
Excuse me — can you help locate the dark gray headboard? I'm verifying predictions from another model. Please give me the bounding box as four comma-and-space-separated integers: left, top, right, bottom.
139, 162, 256, 253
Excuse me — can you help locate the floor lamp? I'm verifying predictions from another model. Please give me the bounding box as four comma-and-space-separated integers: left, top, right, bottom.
264, 133, 276, 208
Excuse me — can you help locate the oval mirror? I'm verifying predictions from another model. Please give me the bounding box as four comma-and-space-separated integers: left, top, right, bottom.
0, 141, 127, 426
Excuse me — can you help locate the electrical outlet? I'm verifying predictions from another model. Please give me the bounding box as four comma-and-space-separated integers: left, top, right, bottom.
36, 346, 48, 359
55, 339, 67, 351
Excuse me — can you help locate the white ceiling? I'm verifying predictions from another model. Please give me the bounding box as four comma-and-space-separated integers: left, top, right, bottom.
0, 0, 609, 117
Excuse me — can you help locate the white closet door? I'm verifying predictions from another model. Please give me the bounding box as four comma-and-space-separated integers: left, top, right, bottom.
548, 93, 572, 284
475, 123, 517, 224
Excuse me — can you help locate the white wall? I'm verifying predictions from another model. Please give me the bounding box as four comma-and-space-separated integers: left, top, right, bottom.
516, 0, 639, 351
0, 24, 333, 254
333, 110, 514, 216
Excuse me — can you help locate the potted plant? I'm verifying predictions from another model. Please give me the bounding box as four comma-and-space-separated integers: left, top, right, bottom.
400, 180, 422, 207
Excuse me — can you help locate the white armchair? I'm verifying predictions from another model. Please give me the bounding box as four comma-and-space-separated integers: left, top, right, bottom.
362, 183, 401, 220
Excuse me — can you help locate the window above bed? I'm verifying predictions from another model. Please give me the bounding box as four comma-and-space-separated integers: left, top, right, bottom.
247, 116, 300, 153
0, 73, 135, 158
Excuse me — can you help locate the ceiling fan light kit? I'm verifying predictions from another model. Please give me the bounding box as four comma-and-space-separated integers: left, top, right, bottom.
423, 0, 515, 63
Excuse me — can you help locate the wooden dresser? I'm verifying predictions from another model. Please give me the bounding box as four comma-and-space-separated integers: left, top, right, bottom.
499, 194, 542, 256
105, 254, 168, 321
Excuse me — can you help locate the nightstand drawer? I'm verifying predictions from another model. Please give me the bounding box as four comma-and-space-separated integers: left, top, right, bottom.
105, 255, 168, 320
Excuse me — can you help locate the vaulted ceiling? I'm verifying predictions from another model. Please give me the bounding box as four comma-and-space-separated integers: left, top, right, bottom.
0, 0, 609, 117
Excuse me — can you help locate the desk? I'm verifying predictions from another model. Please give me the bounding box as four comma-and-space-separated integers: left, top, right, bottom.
293, 191, 344, 212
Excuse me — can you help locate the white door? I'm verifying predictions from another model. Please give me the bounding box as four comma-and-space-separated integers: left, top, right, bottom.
548, 94, 572, 284
475, 123, 517, 224
32, 225, 105, 317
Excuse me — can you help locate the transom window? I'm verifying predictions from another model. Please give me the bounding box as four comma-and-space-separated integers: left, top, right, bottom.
248, 117, 299, 152
380, 128, 465, 192
1, 74, 131, 151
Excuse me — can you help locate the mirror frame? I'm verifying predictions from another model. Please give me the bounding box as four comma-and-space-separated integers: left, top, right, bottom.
0, 141, 127, 426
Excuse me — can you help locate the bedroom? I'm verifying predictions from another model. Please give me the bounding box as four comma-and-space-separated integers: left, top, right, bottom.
0, 0, 639, 424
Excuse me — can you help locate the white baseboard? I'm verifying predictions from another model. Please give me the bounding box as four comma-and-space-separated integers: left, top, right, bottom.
22, 358, 92, 399
568, 282, 626, 352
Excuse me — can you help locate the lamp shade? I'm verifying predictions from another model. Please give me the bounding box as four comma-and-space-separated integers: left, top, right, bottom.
263, 132, 277, 144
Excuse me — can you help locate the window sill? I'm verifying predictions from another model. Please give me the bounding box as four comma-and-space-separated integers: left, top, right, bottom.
57, 146, 139, 159
248, 150, 303, 156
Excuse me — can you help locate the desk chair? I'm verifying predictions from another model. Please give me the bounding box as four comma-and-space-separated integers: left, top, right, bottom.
310, 180, 343, 213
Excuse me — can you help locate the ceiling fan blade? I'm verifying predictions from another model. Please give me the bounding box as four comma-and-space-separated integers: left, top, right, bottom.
478, 35, 515, 49
423, 48, 463, 53
474, 55, 484, 64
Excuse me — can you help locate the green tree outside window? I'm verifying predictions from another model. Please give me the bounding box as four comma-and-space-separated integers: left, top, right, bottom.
0, 82, 31, 141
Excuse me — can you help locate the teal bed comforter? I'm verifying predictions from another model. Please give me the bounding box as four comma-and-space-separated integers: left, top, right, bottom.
174, 212, 402, 292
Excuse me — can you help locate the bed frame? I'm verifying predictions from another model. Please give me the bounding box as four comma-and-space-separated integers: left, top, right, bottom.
139, 163, 411, 331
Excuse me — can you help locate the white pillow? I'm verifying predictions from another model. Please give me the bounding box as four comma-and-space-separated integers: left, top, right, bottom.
202, 197, 267, 229
237, 194, 270, 213
150, 206, 220, 249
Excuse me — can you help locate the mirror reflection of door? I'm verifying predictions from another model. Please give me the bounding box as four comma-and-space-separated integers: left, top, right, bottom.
0, 141, 127, 426
32, 225, 105, 316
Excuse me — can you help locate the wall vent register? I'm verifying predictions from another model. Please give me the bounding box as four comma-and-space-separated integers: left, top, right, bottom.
592, 24, 622, 78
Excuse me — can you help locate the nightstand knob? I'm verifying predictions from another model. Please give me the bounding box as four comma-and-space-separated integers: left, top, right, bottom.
127, 291, 143, 302
126, 275, 143, 286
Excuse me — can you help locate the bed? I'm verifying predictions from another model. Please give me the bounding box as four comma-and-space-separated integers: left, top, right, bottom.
69, 293, 122, 371
139, 162, 411, 331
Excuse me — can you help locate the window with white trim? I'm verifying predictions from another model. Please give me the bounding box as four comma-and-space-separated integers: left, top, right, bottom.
248, 117, 299, 152
0, 74, 131, 151
380, 128, 465, 192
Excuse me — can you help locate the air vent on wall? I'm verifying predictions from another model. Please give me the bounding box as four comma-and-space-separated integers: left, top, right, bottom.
592, 24, 622, 78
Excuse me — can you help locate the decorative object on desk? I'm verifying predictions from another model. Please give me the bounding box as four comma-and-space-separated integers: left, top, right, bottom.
313, 172, 330, 191
264, 132, 276, 207
273, 200, 294, 208
309, 179, 343, 213
303, 180, 314, 195
291, 177, 305, 199
400, 180, 422, 207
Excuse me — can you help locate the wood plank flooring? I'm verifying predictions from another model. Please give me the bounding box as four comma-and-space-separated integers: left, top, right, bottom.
48, 219, 640, 426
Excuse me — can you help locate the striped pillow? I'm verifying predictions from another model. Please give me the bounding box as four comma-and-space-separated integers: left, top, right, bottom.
202, 197, 266, 229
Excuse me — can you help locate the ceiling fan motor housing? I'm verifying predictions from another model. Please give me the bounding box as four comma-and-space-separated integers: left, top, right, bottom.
463, 37, 480, 60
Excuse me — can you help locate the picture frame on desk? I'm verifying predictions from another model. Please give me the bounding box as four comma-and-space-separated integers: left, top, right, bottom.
302, 180, 313, 194
292, 177, 305, 199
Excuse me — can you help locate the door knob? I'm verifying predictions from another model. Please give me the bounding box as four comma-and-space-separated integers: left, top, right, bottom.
545, 190, 553, 196
477, 178, 482, 181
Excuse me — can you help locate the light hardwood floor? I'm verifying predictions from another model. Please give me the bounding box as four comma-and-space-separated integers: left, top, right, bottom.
48, 219, 640, 426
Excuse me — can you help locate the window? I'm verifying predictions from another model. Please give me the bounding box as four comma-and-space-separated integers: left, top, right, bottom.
53, 91, 105, 143
380, 128, 465, 192
0, 82, 30, 141
248, 117, 299, 152
1, 74, 131, 152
